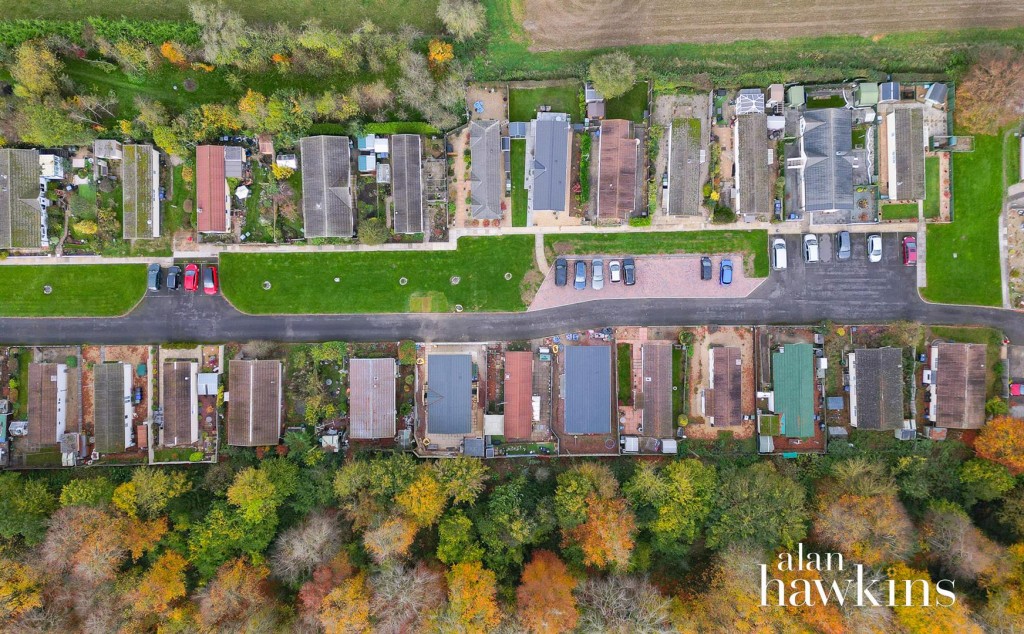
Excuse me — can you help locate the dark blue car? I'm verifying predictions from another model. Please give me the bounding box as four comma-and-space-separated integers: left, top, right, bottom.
719, 259, 733, 285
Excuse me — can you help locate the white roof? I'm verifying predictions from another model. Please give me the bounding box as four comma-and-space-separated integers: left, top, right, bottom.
197, 373, 218, 396
374, 138, 389, 154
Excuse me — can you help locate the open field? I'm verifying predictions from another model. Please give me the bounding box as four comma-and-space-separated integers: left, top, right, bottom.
220, 236, 538, 314
544, 230, 769, 277
0, 265, 146, 317
520, 0, 1024, 51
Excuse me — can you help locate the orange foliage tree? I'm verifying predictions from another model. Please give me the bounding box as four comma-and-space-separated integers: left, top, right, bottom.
516, 550, 578, 634
447, 561, 502, 633
975, 416, 1024, 473
160, 42, 187, 66
565, 494, 636, 570
318, 572, 372, 634
427, 39, 454, 70
888, 562, 983, 634
197, 558, 272, 631
955, 49, 1024, 134
129, 551, 189, 618
363, 517, 418, 564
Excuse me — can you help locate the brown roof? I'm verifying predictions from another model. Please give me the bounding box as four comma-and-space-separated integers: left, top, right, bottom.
162, 362, 197, 447
227, 360, 282, 446
196, 145, 228, 232
93, 362, 128, 454
349, 358, 397, 439
27, 363, 59, 448
503, 351, 534, 439
708, 347, 742, 426
597, 120, 638, 221
933, 342, 987, 429
258, 134, 274, 156
641, 343, 674, 437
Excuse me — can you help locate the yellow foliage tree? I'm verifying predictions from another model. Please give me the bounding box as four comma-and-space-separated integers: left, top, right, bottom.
427, 39, 455, 69
447, 561, 501, 633
123, 516, 169, 561
975, 416, 1024, 473
396, 469, 447, 527
363, 517, 417, 564
318, 572, 372, 634
130, 551, 189, 617
271, 164, 294, 180
565, 494, 636, 570
74, 220, 98, 236
889, 562, 983, 634
10, 41, 62, 99
0, 559, 43, 621
160, 41, 187, 66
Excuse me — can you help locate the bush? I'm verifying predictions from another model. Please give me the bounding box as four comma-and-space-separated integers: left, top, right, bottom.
65, 356, 77, 369
398, 340, 417, 365
189, 452, 204, 462
358, 218, 390, 246
628, 216, 651, 227
589, 51, 638, 100
711, 206, 737, 224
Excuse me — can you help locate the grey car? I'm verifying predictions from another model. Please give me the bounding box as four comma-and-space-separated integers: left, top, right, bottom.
146, 263, 162, 291
836, 231, 851, 260
573, 260, 587, 290
591, 259, 604, 290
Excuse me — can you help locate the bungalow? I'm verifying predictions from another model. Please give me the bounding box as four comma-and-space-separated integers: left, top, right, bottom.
527, 112, 571, 216
787, 109, 857, 219
503, 351, 534, 440
596, 119, 638, 222
299, 135, 354, 238
640, 342, 674, 438
469, 120, 503, 221
391, 134, 424, 234
705, 347, 742, 427
0, 148, 45, 249
771, 343, 815, 438
196, 145, 240, 233
885, 108, 926, 201
27, 363, 68, 449
226, 360, 283, 446
928, 342, 986, 429
161, 361, 199, 447
563, 346, 613, 435
93, 362, 132, 454
848, 348, 904, 430
734, 112, 772, 216
122, 144, 162, 239
349, 358, 397, 440
425, 355, 473, 437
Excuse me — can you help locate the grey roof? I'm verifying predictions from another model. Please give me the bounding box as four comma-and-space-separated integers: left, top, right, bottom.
509, 122, 528, 139
391, 134, 424, 234
890, 109, 925, 200
299, 136, 354, 237
93, 363, 128, 454
93, 140, 123, 160
531, 112, 570, 213
224, 146, 245, 178
736, 113, 771, 215
464, 437, 485, 457
880, 82, 900, 103
851, 348, 904, 430
667, 118, 702, 216
469, 120, 502, 220
826, 396, 845, 410
564, 346, 612, 435
925, 83, 948, 105
122, 144, 159, 240
0, 148, 42, 249
799, 109, 855, 213
426, 355, 472, 435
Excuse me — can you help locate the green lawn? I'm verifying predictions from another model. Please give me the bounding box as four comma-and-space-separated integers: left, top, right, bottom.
806, 95, 846, 109
617, 343, 632, 405
923, 134, 1003, 306
510, 139, 527, 227
509, 85, 583, 122
605, 82, 648, 123
924, 156, 941, 219
880, 202, 919, 220
544, 230, 770, 277
220, 236, 538, 314
0, 264, 146, 317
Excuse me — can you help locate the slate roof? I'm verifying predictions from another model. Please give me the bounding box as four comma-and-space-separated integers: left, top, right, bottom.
641, 343, 673, 437
772, 343, 815, 438
27, 363, 60, 448
122, 144, 160, 239
531, 112, 570, 213
196, 145, 228, 232
426, 355, 473, 435
564, 346, 612, 435
925, 83, 948, 106
667, 118, 702, 216
708, 347, 742, 427
162, 361, 197, 447
736, 113, 771, 215
849, 348, 904, 430
932, 342, 987, 429
349, 358, 397, 439
889, 109, 925, 201
880, 82, 900, 103
391, 134, 424, 234
93, 363, 128, 454
798, 109, 855, 213
503, 351, 533, 439
596, 119, 638, 221
299, 136, 354, 237
0, 148, 42, 249
227, 360, 282, 446
469, 120, 502, 220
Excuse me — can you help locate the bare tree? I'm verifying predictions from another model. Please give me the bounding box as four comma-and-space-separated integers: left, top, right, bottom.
370, 564, 446, 634
923, 504, 1009, 585
575, 576, 672, 634
269, 512, 343, 584
189, 1, 248, 64
436, 0, 486, 42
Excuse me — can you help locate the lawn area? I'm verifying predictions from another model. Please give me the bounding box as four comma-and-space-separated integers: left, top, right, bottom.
510, 139, 527, 227
0, 264, 146, 317
880, 202, 919, 220
166, 164, 194, 234
509, 85, 583, 122
924, 156, 941, 219
220, 236, 538, 314
617, 343, 632, 405
807, 95, 847, 109
544, 230, 770, 277
605, 82, 649, 123
929, 325, 1004, 397
923, 134, 1003, 306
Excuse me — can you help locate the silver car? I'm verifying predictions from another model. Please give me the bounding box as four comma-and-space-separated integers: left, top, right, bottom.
592, 259, 604, 290
867, 234, 883, 263
608, 260, 622, 283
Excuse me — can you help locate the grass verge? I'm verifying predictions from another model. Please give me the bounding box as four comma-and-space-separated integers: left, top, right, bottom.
0, 264, 146, 317
544, 230, 770, 277
880, 202, 919, 220
510, 139, 527, 227
220, 236, 538, 313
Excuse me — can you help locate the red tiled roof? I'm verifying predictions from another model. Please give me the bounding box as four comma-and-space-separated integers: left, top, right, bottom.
503, 351, 533, 439
641, 343, 674, 437
597, 119, 638, 221
349, 358, 397, 439
196, 145, 227, 232
710, 347, 742, 426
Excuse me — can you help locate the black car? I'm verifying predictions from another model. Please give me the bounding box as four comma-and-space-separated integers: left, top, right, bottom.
554, 257, 568, 287
166, 265, 182, 290
700, 256, 712, 280
622, 258, 636, 286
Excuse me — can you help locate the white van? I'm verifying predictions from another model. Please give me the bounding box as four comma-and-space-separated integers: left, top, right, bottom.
772, 238, 788, 270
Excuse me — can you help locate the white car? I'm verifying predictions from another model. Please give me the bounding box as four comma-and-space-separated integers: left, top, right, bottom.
608, 260, 622, 283
803, 234, 819, 263
592, 259, 604, 290
772, 238, 788, 270
867, 234, 883, 263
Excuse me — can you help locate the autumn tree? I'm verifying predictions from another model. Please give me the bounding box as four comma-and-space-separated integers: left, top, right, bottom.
428, 39, 455, 70
624, 459, 716, 553
446, 561, 502, 633
955, 48, 1024, 134
889, 562, 983, 634
270, 511, 343, 584
575, 575, 671, 633
397, 52, 468, 130
975, 416, 1024, 473
437, 509, 484, 565
42, 506, 128, 585
316, 572, 372, 634
0, 558, 43, 621
196, 558, 277, 631
565, 494, 636, 570
369, 563, 446, 634
227, 467, 280, 523
588, 51, 638, 100
959, 458, 1015, 507
297, 550, 354, 621
10, 41, 62, 100
705, 462, 808, 551
434, 455, 489, 504
189, 1, 248, 64
922, 501, 1009, 585
127, 551, 189, 620
436, 0, 485, 41
364, 516, 418, 564
396, 466, 446, 527
160, 41, 188, 66
112, 467, 191, 519
0, 472, 57, 544
58, 476, 114, 508
517, 550, 578, 634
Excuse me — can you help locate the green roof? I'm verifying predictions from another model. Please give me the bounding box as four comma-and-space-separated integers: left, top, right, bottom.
787, 86, 805, 107
856, 82, 879, 106
772, 343, 815, 438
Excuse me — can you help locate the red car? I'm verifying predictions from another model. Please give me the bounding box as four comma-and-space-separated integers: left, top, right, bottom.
1011, 383, 1023, 397
902, 236, 917, 266
203, 265, 218, 295
183, 263, 199, 292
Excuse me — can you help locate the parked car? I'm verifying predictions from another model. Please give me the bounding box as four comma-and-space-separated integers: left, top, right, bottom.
146, 263, 161, 291
803, 234, 819, 263
133, 387, 143, 405
720, 259, 734, 285
700, 256, 712, 281
1011, 382, 1023, 397
609, 260, 622, 283
203, 265, 219, 295
592, 259, 605, 290
772, 238, 788, 270
554, 258, 568, 287
183, 263, 199, 292
836, 231, 852, 260
902, 236, 917, 266
867, 234, 883, 263
166, 265, 181, 290
574, 260, 587, 290
622, 258, 636, 286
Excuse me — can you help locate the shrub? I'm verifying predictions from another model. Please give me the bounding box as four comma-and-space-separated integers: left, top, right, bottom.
628, 216, 651, 227
65, 356, 77, 369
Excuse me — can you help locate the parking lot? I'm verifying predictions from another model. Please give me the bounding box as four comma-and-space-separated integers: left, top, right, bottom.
529, 254, 764, 311
145, 260, 220, 298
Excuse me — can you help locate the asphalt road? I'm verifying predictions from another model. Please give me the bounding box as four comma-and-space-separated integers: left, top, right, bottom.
2, 232, 1022, 344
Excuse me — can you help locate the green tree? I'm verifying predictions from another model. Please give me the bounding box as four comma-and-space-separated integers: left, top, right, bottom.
987, 397, 1010, 417
0, 473, 57, 545
475, 476, 555, 580
59, 476, 116, 507
434, 455, 489, 504
705, 462, 808, 551
437, 510, 484, 565
588, 51, 638, 100
112, 468, 192, 519
17, 103, 94, 147
187, 501, 278, 579
358, 217, 390, 245
624, 460, 717, 553
227, 468, 280, 523
960, 458, 1016, 507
